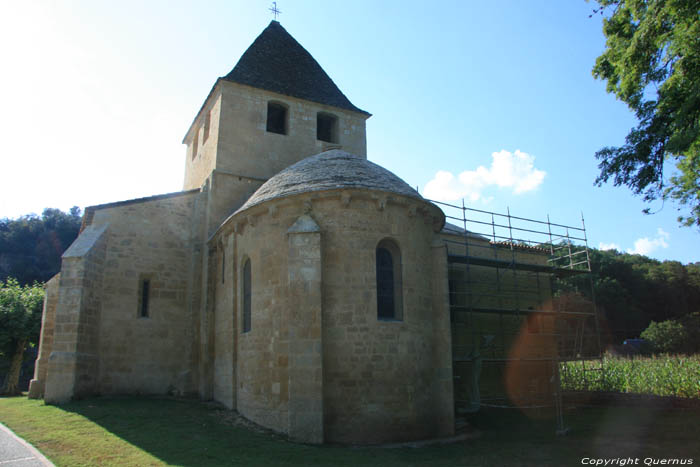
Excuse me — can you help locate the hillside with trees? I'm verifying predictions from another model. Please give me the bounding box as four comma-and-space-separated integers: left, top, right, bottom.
558, 247, 700, 348
0, 207, 81, 391
0, 207, 82, 286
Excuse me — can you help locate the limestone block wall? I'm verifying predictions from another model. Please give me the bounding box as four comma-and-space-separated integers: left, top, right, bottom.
286, 215, 323, 443
215, 82, 368, 181
198, 247, 217, 400
212, 213, 326, 436
28, 274, 60, 399
441, 231, 563, 408
442, 231, 556, 357
205, 170, 264, 237
217, 190, 451, 443
213, 235, 236, 408
311, 193, 451, 444
45, 224, 108, 403
230, 207, 292, 434
429, 240, 455, 434
85, 191, 204, 396
184, 92, 222, 190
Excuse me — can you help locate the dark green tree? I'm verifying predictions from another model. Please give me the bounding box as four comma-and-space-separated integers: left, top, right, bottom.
591, 0, 700, 227
556, 246, 700, 343
0, 278, 44, 395
640, 319, 690, 353
0, 207, 82, 285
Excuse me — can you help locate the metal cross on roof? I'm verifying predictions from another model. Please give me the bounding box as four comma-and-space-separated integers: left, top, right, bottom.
269, 2, 281, 20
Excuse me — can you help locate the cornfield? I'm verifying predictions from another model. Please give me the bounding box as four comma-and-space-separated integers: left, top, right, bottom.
561, 354, 700, 398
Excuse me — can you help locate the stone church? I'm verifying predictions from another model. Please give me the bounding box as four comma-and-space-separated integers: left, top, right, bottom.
28, 20, 567, 445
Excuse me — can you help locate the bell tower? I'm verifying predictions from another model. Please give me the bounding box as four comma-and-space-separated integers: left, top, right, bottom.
182, 21, 371, 194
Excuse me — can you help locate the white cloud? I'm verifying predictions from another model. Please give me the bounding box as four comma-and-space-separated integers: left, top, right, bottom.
599, 242, 620, 251
627, 228, 670, 256
423, 150, 546, 202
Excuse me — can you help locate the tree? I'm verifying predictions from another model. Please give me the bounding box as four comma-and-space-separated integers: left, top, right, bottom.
556, 246, 700, 343
591, 0, 700, 227
0, 278, 44, 395
640, 319, 690, 353
0, 207, 82, 285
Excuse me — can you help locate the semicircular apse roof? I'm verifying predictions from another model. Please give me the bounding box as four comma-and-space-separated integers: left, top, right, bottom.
235, 150, 423, 214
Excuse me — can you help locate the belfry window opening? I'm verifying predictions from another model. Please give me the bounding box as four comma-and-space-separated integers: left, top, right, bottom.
317, 112, 338, 143
266, 102, 288, 135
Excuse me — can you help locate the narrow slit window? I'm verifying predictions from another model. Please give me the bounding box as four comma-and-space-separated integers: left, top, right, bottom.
317, 112, 338, 143
243, 259, 251, 332
139, 278, 150, 318
191, 128, 199, 160
221, 249, 225, 284
376, 239, 403, 320
203, 110, 211, 143
266, 102, 287, 135
376, 248, 394, 318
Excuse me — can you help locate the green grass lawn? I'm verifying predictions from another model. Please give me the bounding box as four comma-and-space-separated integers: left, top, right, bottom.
1, 396, 699, 466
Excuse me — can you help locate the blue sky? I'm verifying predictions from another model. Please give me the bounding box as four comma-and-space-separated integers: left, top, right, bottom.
1, 0, 697, 263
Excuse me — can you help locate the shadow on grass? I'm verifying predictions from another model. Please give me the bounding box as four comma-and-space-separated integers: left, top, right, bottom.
57, 397, 700, 467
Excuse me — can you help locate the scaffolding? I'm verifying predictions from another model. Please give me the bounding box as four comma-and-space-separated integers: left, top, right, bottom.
430, 199, 603, 434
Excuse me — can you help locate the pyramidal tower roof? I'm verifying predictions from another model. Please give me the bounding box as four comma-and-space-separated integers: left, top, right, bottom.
222, 21, 369, 115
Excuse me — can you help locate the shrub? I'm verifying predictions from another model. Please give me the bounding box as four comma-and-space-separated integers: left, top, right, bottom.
640, 320, 690, 354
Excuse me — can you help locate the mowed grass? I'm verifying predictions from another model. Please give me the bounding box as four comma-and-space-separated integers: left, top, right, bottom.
562, 354, 700, 398
1, 396, 700, 466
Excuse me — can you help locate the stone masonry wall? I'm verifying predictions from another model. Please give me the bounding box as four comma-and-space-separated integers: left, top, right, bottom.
216, 82, 368, 181
218, 189, 451, 444
232, 207, 291, 434
45, 224, 108, 403
205, 170, 264, 238
213, 234, 236, 408
183, 82, 368, 192
312, 193, 451, 444
88, 191, 203, 396
441, 231, 561, 407
28, 274, 60, 399
286, 214, 323, 443
184, 92, 222, 190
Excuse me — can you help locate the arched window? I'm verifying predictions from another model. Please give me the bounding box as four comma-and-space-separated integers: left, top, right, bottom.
242, 258, 251, 333
266, 102, 288, 135
376, 239, 403, 320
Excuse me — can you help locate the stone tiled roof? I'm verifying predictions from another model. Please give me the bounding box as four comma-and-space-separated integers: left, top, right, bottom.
441, 222, 490, 241
81, 189, 201, 232
223, 21, 369, 116
490, 241, 550, 253
235, 150, 423, 213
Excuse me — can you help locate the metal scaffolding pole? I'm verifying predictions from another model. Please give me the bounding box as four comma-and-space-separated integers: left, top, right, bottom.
433, 197, 602, 435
